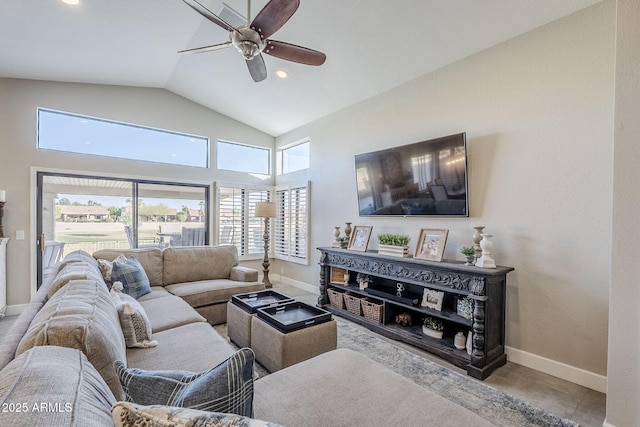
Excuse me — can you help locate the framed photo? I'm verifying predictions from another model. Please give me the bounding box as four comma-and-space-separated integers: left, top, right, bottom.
330, 267, 348, 285
414, 228, 449, 261
421, 288, 444, 311
348, 225, 372, 252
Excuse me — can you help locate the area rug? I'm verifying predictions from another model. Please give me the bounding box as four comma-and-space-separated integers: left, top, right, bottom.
216, 321, 578, 427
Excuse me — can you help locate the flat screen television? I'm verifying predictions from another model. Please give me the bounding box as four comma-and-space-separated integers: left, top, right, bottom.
355, 132, 468, 217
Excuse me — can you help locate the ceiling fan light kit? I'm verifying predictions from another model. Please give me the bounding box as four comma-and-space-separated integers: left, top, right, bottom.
181, 0, 326, 82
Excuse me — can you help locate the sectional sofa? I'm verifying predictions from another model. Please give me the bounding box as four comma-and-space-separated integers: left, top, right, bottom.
0, 246, 494, 426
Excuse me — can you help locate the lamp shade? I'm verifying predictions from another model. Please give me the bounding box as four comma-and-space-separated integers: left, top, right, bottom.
255, 202, 276, 218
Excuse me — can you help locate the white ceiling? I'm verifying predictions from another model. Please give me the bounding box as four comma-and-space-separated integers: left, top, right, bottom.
0, 0, 601, 137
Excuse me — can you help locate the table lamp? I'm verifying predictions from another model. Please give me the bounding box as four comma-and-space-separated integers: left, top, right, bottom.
255, 201, 276, 288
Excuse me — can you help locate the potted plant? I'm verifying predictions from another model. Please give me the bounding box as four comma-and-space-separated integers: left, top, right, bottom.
460, 246, 476, 266
337, 236, 348, 249
356, 272, 371, 290
422, 316, 444, 339
377, 233, 411, 257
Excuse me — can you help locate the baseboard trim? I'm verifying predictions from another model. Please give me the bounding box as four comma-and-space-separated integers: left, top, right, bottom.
5, 304, 27, 317
506, 346, 607, 393
272, 275, 320, 295
602, 419, 614, 427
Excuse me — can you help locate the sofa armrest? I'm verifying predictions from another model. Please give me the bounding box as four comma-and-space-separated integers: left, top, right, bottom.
230, 266, 259, 282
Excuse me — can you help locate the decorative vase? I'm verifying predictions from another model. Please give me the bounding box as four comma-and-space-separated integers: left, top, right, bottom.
475, 234, 496, 269
344, 222, 352, 242
466, 330, 473, 355
332, 227, 341, 248
472, 226, 485, 259
464, 255, 475, 266
422, 326, 443, 339
454, 332, 466, 350
378, 244, 409, 258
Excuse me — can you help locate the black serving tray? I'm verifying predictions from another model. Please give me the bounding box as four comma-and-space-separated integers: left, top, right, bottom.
256, 301, 332, 333
231, 290, 294, 314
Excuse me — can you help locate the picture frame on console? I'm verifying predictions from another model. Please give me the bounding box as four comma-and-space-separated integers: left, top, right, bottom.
421, 288, 444, 311
415, 228, 449, 261
348, 225, 372, 252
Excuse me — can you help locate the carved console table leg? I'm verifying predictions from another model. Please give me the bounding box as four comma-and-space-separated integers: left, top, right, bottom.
318, 252, 329, 306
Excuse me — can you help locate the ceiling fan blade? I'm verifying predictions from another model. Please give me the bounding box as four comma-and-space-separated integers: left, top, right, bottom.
246, 54, 267, 82
178, 41, 233, 54
250, 0, 299, 39
182, 0, 236, 32
264, 40, 326, 66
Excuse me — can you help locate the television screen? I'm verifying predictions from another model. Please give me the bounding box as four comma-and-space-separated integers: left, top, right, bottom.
355, 133, 468, 217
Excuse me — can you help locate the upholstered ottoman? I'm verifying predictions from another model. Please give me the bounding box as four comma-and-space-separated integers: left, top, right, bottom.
227, 291, 294, 348
250, 316, 337, 373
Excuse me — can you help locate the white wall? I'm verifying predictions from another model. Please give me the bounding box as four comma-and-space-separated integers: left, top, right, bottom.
606, 0, 640, 425
276, 1, 615, 383
0, 79, 274, 307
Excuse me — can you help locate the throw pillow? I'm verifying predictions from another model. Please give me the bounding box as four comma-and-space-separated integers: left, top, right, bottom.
97, 254, 127, 289
111, 402, 282, 427
115, 348, 255, 417
111, 256, 151, 298
110, 288, 158, 349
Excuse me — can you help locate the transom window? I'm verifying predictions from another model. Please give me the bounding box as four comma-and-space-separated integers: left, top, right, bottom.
37, 108, 209, 168
278, 140, 309, 175
217, 140, 270, 175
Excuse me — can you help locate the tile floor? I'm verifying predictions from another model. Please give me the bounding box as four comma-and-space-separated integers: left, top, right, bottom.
0, 282, 606, 426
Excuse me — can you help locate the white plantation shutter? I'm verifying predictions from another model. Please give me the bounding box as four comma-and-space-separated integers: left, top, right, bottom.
216, 183, 270, 258
274, 182, 309, 264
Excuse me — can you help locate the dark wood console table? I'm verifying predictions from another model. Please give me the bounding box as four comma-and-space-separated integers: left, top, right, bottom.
317, 247, 514, 380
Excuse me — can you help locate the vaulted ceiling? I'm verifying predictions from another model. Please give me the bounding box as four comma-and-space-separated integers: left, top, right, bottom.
0, 0, 602, 136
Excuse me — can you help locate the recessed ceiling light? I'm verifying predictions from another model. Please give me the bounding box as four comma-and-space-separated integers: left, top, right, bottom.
276, 69, 288, 79
62, 0, 80, 5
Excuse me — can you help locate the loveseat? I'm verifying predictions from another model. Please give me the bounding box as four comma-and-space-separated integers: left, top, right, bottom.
0, 247, 494, 426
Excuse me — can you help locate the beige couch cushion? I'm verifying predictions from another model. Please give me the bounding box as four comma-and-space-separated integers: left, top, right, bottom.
163, 245, 239, 285
93, 248, 164, 287
254, 348, 495, 427
165, 279, 264, 308
0, 346, 115, 427
139, 295, 207, 333
126, 322, 235, 372
47, 260, 105, 298
16, 279, 127, 400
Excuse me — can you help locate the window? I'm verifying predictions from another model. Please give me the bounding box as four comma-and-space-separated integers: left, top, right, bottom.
216, 184, 271, 258
274, 182, 309, 264
217, 140, 270, 174
278, 140, 309, 175
37, 108, 209, 168
37, 172, 209, 288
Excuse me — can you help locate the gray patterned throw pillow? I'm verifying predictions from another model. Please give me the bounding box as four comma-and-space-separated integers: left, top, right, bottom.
111, 256, 151, 298
114, 348, 255, 417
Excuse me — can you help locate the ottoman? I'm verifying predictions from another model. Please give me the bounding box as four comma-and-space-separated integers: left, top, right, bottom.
251, 316, 337, 372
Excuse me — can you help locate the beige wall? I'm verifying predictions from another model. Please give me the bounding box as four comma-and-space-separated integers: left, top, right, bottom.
276, 1, 615, 382
606, 0, 640, 425
0, 79, 274, 306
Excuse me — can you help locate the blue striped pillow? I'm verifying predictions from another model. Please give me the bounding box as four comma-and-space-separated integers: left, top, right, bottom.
111, 256, 151, 299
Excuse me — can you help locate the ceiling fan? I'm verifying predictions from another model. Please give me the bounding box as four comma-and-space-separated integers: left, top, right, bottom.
180, 0, 326, 82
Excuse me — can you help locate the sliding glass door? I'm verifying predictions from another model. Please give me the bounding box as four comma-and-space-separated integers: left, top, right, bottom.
37, 172, 208, 288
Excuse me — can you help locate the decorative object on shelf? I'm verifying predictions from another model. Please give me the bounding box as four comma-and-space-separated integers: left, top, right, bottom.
330, 267, 348, 285
460, 246, 476, 266
395, 312, 412, 326
396, 283, 406, 297
377, 233, 411, 258
454, 332, 467, 350
466, 330, 473, 355
343, 272, 350, 285
414, 228, 449, 261
347, 225, 372, 252
475, 234, 497, 269
421, 288, 444, 311
422, 316, 444, 339
332, 226, 341, 248
472, 226, 485, 259
0, 189, 5, 237
336, 236, 348, 249
344, 222, 352, 243
456, 296, 473, 320
255, 201, 276, 288
356, 273, 370, 290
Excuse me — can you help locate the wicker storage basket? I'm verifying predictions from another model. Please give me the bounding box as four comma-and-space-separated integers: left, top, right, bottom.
361, 298, 383, 323
327, 288, 345, 309
344, 293, 363, 316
